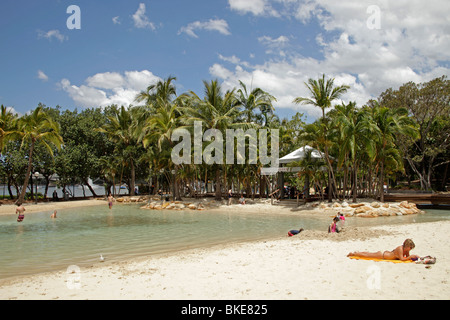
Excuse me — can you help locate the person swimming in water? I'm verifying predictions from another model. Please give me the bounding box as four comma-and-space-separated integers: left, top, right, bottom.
347, 239, 419, 261
16, 203, 25, 222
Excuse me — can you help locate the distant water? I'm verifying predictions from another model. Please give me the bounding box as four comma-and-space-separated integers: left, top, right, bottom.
0, 183, 126, 199
0, 205, 448, 280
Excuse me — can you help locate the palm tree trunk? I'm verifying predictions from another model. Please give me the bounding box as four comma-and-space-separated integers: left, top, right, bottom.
379, 162, 385, 202
174, 164, 182, 201
214, 166, 222, 200
83, 178, 98, 197
352, 163, 357, 203
130, 160, 135, 196
17, 141, 34, 204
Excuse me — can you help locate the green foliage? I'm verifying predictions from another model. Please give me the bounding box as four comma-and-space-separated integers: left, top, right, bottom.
1, 75, 447, 202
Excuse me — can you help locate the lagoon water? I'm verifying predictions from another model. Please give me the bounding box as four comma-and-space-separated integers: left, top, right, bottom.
0, 204, 448, 280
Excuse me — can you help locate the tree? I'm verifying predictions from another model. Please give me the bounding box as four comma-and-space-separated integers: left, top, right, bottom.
135, 75, 177, 107
380, 76, 450, 190
98, 106, 140, 196
235, 80, 276, 125
330, 102, 377, 202
13, 106, 63, 204
0, 105, 18, 153
181, 80, 242, 200
293, 74, 349, 201
370, 103, 419, 201
137, 76, 182, 200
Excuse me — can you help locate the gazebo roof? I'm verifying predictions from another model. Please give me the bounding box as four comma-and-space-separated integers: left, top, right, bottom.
279, 145, 325, 164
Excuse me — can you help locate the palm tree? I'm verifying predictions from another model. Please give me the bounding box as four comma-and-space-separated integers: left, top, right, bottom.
14, 106, 63, 204
98, 106, 139, 196
0, 105, 18, 153
293, 74, 349, 201
330, 102, 378, 202
181, 80, 242, 200
370, 103, 419, 201
135, 75, 177, 107
293, 74, 350, 120
235, 80, 276, 125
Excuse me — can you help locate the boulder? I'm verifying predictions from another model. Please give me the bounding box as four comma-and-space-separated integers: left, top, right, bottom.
349, 203, 365, 208
399, 201, 414, 209
370, 202, 381, 208
354, 206, 371, 214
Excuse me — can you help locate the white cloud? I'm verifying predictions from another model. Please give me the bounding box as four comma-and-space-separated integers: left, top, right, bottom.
178, 19, 231, 38
37, 70, 49, 82
216, 0, 450, 120
132, 3, 155, 30
60, 70, 161, 108
228, 0, 279, 17
112, 16, 121, 25
37, 29, 67, 42
86, 72, 126, 90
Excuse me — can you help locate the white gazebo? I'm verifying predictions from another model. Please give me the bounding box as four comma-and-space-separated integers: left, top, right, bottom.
276, 145, 326, 199
279, 145, 325, 164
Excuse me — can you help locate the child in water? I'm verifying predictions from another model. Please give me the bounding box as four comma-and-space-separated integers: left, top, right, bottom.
16, 203, 25, 222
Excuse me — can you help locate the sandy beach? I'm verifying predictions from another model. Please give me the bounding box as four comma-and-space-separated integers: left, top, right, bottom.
0, 199, 449, 300
0, 199, 105, 216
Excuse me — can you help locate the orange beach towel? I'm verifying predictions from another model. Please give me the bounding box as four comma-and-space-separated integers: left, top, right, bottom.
349, 256, 414, 263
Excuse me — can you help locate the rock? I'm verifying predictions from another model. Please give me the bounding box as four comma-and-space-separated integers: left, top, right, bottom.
401, 208, 415, 215
399, 201, 413, 209
370, 202, 380, 208
356, 211, 377, 218
332, 202, 341, 208
354, 206, 371, 214
349, 203, 365, 208
162, 202, 170, 209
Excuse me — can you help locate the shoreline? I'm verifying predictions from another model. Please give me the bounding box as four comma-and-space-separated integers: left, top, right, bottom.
1, 219, 449, 299
0, 199, 106, 216
0, 195, 427, 218
1, 198, 448, 300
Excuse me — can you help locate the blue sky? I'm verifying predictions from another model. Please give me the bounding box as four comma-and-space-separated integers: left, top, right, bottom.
1, 0, 449, 122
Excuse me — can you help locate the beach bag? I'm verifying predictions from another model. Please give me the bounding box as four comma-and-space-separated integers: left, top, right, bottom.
416, 256, 436, 264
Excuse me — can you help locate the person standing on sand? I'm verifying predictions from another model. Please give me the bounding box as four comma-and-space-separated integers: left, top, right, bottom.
228, 189, 232, 205
108, 193, 115, 209
347, 239, 419, 261
16, 203, 25, 222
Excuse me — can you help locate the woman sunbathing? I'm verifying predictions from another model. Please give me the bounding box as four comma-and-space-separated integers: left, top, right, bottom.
347, 239, 419, 261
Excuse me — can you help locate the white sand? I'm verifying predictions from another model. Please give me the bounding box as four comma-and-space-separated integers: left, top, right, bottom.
0, 199, 449, 300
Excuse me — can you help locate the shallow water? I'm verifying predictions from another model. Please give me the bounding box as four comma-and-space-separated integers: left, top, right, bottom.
0, 204, 448, 280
